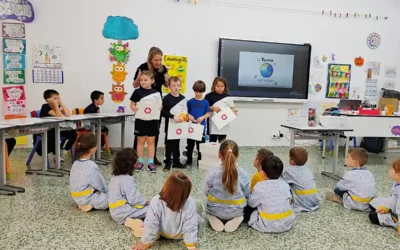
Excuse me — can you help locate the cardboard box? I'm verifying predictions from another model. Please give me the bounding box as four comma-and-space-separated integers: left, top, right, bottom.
379, 98, 399, 112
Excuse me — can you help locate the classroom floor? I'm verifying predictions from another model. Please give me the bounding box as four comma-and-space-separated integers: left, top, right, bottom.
0, 147, 399, 250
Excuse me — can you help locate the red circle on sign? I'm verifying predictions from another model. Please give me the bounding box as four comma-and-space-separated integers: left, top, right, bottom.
188, 127, 194, 133
176, 129, 182, 135
221, 114, 227, 120
144, 107, 152, 114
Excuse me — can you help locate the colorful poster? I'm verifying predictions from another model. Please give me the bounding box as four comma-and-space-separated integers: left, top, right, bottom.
32, 44, 63, 68
2, 22, 25, 38
3, 54, 25, 69
162, 55, 188, 94
2, 86, 26, 115
0, 0, 35, 23
326, 64, 351, 98
365, 61, 381, 75
3, 38, 26, 54
365, 79, 378, 99
4, 69, 25, 84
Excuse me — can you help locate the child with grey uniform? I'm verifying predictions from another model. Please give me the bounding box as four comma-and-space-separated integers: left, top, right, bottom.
281, 147, 319, 212
69, 134, 108, 212
245, 155, 295, 233
369, 159, 400, 236
109, 148, 148, 237
326, 148, 376, 212
132, 171, 201, 250
203, 140, 250, 232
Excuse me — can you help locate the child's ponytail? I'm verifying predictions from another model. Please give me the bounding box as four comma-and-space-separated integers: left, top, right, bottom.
74, 134, 97, 160
220, 140, 239, 195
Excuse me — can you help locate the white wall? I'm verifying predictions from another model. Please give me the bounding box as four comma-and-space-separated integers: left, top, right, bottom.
1, 0, 400, 147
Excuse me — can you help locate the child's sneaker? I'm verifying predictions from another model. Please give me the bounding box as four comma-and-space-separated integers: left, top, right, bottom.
224, 216, 243, 232
173, 161, 186, 169
135, 162, 144, 172
148, 163, 157, 173
163, 164, 171, 172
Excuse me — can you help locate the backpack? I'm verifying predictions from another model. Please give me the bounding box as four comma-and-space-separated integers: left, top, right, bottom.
360, 137, 384, 154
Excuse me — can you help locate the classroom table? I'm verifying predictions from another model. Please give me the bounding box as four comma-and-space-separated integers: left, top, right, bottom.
281, 124, 353, 181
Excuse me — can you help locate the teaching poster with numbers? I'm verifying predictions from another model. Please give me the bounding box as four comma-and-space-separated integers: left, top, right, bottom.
32, 44, 64, 83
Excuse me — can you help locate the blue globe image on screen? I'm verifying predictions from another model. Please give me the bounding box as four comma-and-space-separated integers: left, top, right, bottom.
260, 63, 274, 78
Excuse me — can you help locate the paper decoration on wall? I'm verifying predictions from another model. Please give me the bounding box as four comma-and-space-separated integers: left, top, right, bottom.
354, 57, 364, 67
109, 84, 127, 103
3, 38, 26, 54
162, 55, 188, 94
330, 53, 336, 62
326, 64, 351, 98
322, 55, 327, 62
365, 79, 378, 99
312, 56, 323, 68
111, 63, 128, 83
286, 108, 299, 121
350, 87, 361, 99
102, 16, 139, 40
109, 42, 130, 63
365, 61, 381, 75
2, 22, 25, 38
384, 67, 397, 78
367, 33, 381, 49
2, 86, 26, 115
117, 106, 125, 113
384, 80, 395, 90
3, 54, 25, 69
4, 70, 25, 84
0, 0, 35, 23
32, 45, 64, 84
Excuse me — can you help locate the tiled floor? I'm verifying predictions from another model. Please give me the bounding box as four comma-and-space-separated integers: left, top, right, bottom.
1, 147, 399, 250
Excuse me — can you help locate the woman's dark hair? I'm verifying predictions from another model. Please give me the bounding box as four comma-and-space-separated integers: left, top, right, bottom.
112, 148, 138, 176
74, 134, 97, 159
261, 155, 284, 179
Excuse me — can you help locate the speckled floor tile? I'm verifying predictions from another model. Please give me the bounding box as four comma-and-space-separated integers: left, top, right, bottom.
0, 147, 399, 250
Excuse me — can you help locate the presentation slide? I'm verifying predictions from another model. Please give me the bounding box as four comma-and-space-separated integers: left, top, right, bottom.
238, 51, 295, 88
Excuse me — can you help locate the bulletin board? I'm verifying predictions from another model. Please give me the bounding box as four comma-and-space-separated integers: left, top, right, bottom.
326, 64, 351, 98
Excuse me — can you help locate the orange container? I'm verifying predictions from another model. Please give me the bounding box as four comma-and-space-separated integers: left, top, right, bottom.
386, 105, 393, 116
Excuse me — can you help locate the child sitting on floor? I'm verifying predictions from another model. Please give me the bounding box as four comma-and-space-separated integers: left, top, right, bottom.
69, 134, 108, 212
132, 171, 201, 250
203, 140, 250, 232
109, 148, 148, 237
244, 155, 295, 233
326, 148, 376, 212
281, 147, 320, 212
369, 159, 400, 236
250, 148, 274, 192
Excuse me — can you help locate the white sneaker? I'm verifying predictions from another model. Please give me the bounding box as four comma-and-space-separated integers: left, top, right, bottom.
206, 214, 224, 232
224, 216, 244, 232
53, 157, 65, 164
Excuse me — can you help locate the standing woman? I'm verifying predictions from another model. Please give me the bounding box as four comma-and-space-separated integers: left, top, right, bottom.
132, 47, 169, 165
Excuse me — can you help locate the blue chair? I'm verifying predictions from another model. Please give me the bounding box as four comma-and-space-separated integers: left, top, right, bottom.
26, 110, 75, 169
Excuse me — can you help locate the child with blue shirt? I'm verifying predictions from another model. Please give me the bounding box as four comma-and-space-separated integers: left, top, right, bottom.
186, 80, 210, 166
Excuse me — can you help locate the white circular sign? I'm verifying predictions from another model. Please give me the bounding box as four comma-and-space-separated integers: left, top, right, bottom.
367, 33, 381, 49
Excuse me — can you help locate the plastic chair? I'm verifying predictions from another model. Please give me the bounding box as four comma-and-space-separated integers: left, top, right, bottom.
72, 108, 110, 155
320, 137, 357, 155
26, 110, 75, 169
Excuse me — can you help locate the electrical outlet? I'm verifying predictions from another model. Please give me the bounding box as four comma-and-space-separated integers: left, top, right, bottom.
271, 133, 280, 139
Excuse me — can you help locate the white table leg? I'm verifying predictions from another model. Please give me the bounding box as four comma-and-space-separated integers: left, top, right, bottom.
321, 132, 342, 181
121, 120, 126, 148
91, 123, 96, 160
96, 119, 102, 159
322, 140, 326, 158
344, 136, 350, 166
0, 131, 25, 195
55, 123, 61, 170
289, 129, 295, 148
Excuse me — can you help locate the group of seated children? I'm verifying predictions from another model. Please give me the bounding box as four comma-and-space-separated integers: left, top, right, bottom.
32, 89, 108, 162
130, 72, 236, 173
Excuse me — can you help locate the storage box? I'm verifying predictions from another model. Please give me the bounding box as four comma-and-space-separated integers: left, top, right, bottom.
379, 98, 399, 112
358, 108, 381, 116
200, 142, 220, 156
319, 116, 346, 128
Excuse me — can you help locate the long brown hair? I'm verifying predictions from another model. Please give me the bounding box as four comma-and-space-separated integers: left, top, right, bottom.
74, 134, 97, 160
159, 171, 192, 212
147, 47, 163, 73
220, 140, 239, 194
211, 77, 229, 93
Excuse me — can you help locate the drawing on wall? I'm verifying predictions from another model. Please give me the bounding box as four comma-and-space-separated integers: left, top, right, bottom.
2, 22, 25, 38
354, 57, 364, 67
4, 70, 25, 84
3, 38, 26, 54
365, 79, 378, 99
109, 84, 127, 103
32, 44, 64, 83
162, 55, 188, 94
365, 61, 381, 75
312, 56, 323, 68
102, 16, 139, 103
367, 33, 381, 50
2, 86, 26, 115
0, 0, 35, 23
350, 87, 361, 99
326, 64, 351, 98
3, 54, 25, 69
286, 108, 299, 121
322, 55, 327, 62
384, 67, 397, 78
384, 80, 395, 89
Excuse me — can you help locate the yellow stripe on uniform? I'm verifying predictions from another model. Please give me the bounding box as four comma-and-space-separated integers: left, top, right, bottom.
70, 188, 93, 198
260, 209, 293, 220
207, 194, 246, 205
160, 232, 183, 239
350, 195, 372, 203
294, 189, 317, 195
109, 199, 145, 209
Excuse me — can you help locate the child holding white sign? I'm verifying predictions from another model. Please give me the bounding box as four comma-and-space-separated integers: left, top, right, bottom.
162, 77, 187, 172
205, 77, 237, 143
130, 71, 162, 173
